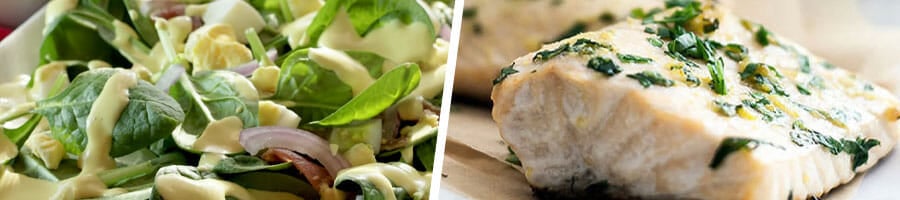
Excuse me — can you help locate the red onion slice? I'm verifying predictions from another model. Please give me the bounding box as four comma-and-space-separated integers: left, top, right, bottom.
440, 25, 451, 40
231, 49, 279, 76
240, 127, 350, 177
155, 64, 185, 92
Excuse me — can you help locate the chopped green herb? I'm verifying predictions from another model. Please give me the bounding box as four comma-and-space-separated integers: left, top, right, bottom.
599, 12, 615, 23
706, 40, 724, 49
702, 18, 719, 33
790, 121, 880, 171
533, 44, 570, 63
742, 92, 784, 122
571, 38, 610, 55
493, 63, 519, 85
713, 100, 739, 117
796, 84, 811, 95
864, 84, 874, 91
627, 71, 674, 88
799, 55, 811, 73
723, 44, 748, 61
755, 26, 773, 46
809, 76, 826, 89
740, 63, 788, 96
472, 22, 483, 35
708, 57, 728, 95
665, 0, 699, 8
587, 57, 621, 76
647, 37, 664, 47
631, 8, 663, 24
550, 22, 587, 43
740, 19, 755, 31
822, 62, 837, 70
644, 27, 656, 34
462, 8, 477, 18
505, 146, 521, 166
617, 53, 653, 64
823, 108, 860, 129
657, 1, 701, 25
710, 137, 763, 169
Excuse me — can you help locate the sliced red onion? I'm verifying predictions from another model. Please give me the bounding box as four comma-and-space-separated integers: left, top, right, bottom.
240, 127, 351, 177
230, 49, 279, 76
155, 64, 185, 92
440, 25, 451, 40
230, 62, 260, 77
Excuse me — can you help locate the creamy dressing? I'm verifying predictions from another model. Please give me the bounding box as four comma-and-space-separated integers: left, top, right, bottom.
51, 69, 138, 199
258, 100, 301, 128
87, 60, 111, 70
44, 0, 78, 28
308, 47, 375, 95
202, 0, 266, 43
193, 116, 246, 154
155, 173, 254, 200
282, 11, 318, 49
0, 130, 16, 163
318, 11, 434, 63
342, 144, 377, 167
222, 72, 261, 101
0, 166, 60, 200
336, 163, 431, 200
111, 21, 157, 71
29, 61, 73, 100
154, 16, 193, 72
0, 75, 30, 113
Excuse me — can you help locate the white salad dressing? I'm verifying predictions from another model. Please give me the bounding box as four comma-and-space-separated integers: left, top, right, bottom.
155, 173, 254, 200
309, 47, 375, 95
112, 21, 156, 69
193, 116, 246, 154
282, 11, 318, 49
0, 166, 60, 200
44, 0, 78, 28
318, 11, 434, 64
202, 0, 265, 43
337, 163, 431, 200
52, 69, 138, 199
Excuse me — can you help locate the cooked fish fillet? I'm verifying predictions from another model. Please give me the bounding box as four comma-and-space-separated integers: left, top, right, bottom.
455, 0, 662, 100
492, 4, 900, 200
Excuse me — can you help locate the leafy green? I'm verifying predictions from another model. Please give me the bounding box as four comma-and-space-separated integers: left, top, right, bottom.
39, 12, 129, 66
98, 152, 186, 187
213, 155, 292, 174
169, 71, 259, 135
647, 37, 664, 47
626, 71, 674, 88
723, 44, 747, 61
713, 100, 739, 117
3, 115, 42, 147
799, 55, 811, 73
505, 146, 521, 166
587, 57, 621, 76
710, 137, 763, 169
415, 137, 436, 171
335, 175, 386, 200
755, 26, 773, 46
122, 0, 159, 46
272, 49, 353, 124
306, 0, 435, 46
493, 63, 519, 85
315, 63, 421, 126
656, 0, 701, 25
34, 69, 185, 157
617, 53, 653, 64
226, 171, 319, 200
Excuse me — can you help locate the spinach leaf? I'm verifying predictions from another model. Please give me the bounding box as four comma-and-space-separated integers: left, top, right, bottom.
271, 49, 353, 124
226, 171, 319, 200
213, 155, 291, 174
169, 71, 259, 135
40, 12, 129, 66
335, 176, 385, 200
415, 137, 436, 171
314, 63, 421, 126
122, 0, 159, 45
34, 69, 185, 157
305, 0, 435, 46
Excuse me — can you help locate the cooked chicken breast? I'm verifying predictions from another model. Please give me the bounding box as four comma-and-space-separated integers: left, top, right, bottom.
492, 3, 900, 200
455, 0, 662, 100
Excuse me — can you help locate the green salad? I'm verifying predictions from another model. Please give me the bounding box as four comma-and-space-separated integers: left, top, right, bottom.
0, 0, 451, 199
